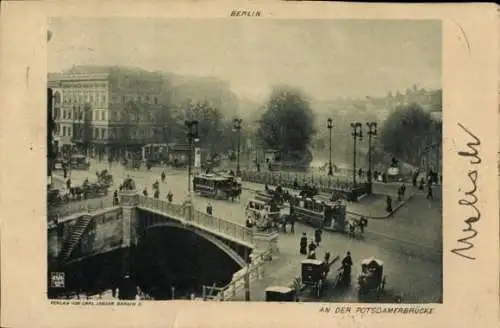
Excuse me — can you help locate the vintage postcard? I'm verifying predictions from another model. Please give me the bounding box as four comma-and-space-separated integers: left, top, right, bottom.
1, 1, 498, 328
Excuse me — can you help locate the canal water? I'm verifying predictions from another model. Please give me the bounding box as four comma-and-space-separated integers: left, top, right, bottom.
49, 226, 242, 300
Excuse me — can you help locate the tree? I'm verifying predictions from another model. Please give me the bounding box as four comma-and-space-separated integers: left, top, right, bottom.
379, 102, 438, 167
173, 100, 233, 154
256, 85, 316, 162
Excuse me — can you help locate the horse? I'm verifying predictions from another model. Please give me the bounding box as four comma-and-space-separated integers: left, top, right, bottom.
229, 187, 242, 202
274, 213, 297, 233
347, 218, 367, 239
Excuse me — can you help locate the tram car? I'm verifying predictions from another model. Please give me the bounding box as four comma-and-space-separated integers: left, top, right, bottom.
193, 173, 241, 200
357, 258, 386, 295
291, 196, 348, 232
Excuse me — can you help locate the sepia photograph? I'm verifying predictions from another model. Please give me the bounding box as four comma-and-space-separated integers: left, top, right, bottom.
45, 18, 443, 303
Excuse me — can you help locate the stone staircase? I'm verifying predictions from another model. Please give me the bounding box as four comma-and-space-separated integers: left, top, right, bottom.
59, 214, 93, 263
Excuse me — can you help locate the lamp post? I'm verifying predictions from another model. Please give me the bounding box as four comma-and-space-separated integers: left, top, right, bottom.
350, 122, 363, 186
366, 122, 377, 193
327, 118, 333, 176
185, 120, 199, 193
233, 118, 243, 176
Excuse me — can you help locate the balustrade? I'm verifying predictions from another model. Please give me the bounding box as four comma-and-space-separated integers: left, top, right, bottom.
137, 195, 253, 244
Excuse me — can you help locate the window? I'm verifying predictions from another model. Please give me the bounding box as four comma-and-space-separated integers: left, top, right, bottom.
100, 111, 105, 121
102, 95, 106, 103
93, 128, 98, 139
90, 95, 94, 103
122, 95, 126, 104
154, 97, 158, 105
145, 95, 150, 103
101, 128, 105, 139
62, 126, 66, 136
68, 127, 72, 137
62, 110, 66, 120
68, 110, 71, 120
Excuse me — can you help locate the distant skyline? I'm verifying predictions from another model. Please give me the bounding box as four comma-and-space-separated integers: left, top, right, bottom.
48, 18, 441, 101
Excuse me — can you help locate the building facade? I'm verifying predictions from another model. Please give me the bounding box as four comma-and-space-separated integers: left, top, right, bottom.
48, 67, 165, 161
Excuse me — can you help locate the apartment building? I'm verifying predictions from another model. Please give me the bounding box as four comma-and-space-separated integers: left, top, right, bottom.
48, 66, 164, 161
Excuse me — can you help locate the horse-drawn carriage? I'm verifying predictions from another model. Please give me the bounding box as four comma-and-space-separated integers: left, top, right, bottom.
47, 188, 69, 206
193, 173, 242, 201
299, 253, 339, 297
357, 258, 386, 295
245, 199, 276, 231
68, 179, 109, 200
96, 169, 113, 188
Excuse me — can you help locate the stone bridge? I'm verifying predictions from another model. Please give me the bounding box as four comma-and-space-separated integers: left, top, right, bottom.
48, 191, 278, 273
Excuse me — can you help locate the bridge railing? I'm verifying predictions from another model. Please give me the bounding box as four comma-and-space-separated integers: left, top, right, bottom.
137, 196, 253, 245
202, 251, 270, 301
48, 199, 110, 221
138, 196, 185, 218
191, 210, 253, 245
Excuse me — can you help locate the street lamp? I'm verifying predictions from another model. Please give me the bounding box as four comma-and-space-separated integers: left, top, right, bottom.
327, 118, 334, 176
366, 122, 377, 193
350, 122, 363, 186
185, 120, 199, 193
233, 118, 243, 176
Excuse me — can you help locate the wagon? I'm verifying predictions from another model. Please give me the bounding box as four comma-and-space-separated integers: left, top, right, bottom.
264, 286, 297, 302
301, 259, 326, 297
300, 254, 339, 298
357, 258, 387, 295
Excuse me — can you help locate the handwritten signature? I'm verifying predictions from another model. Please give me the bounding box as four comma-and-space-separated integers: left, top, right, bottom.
451, 122, 481, 260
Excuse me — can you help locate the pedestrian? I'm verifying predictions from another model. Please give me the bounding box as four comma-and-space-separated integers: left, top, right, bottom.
359, 216, 368, 234
314, 228, 322, 246
341, 251, 353, 285
66, 178, 71, 190
401, 183, 406, 196
246, 216, 254, 228
206, 202, 213, 215
143, 187, 148, 197
299, 233, 307, 255
397, 187, 403, 202
113, 190, 119, 206
386, 195, 393, 213
256, 163, 261, 172
426, 184, 433, 200
308, 239, 317, 254
167, 190, 173, 203
289, 205, 296, 233
307, 249, 316, 260
161, 171, 166, 184
154, 189, 160, 199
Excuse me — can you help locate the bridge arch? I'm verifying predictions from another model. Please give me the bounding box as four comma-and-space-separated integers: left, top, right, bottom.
140, 222, 247, 267
133, 222, 248, 299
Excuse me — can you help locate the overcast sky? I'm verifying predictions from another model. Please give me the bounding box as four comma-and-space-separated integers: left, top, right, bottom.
48, 18, 441, 101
